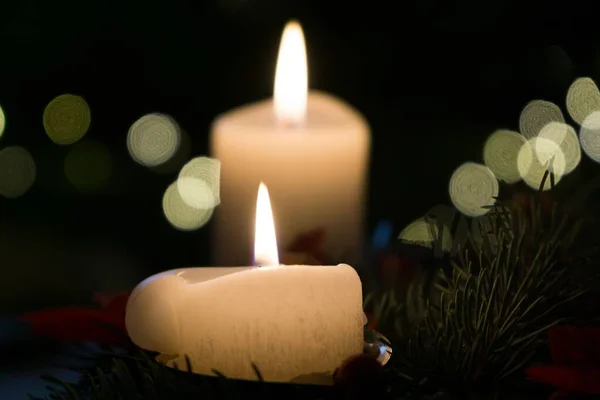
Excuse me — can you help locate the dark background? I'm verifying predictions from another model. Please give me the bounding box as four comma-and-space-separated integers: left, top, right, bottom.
0, 0, 597, 313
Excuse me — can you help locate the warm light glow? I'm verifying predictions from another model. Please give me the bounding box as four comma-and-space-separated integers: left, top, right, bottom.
273, 20, 308, 126
254, 182, 279, 266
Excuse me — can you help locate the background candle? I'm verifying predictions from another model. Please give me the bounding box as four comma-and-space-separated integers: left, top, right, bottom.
125, 183, 364, 382
210, 21, 371, 266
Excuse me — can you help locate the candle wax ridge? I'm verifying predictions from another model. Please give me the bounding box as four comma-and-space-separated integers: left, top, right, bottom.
125, 264, 364, 382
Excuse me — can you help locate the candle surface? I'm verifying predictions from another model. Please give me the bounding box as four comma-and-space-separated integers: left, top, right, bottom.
211, 91, 370, 266
210, 21, 370, 266
125, 264, 364, 382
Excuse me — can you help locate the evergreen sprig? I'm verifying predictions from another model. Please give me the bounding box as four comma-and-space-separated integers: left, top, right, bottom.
36, 171, 600, 399
372, 179, 600, 398
31, 348, 337, 400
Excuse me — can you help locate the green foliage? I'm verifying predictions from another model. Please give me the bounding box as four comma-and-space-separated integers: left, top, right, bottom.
37, 173, 600, 399
30, 348, 337, 400
368, 177, 600, 398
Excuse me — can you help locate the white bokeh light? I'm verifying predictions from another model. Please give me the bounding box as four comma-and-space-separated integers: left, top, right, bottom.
449, 162, 499, 217
162, 181, 214, 231
127, 113, 181, 167
580, 111, 600, 163
517, 137, 566, 191
519, 100, 564, 139
176, 157, 221, 210
537, 122, 580, 175
483, 129, 526, 183
566, 77, 600, 125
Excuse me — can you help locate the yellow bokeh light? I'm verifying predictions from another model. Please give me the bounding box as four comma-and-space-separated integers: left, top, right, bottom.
0, 146, 36, 198
519, 100, 564, 139
162, 181, 214, 231
127, 113, 181, 167
517, 137, 566, 191
482, 129, 526, 183
0, 105, 6, 138
449, 162, 498, 217
537, 122, 580, 175
64, 140, 113, 192
580, 111, 600, 163
176, 157, 220, 210
398, 217, 452, 252
43, 94, 91, 145
566, 77, 600, 125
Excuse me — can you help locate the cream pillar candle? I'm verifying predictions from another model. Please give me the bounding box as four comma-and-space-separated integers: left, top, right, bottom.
125, 183, 364, 383
210, 20, 371, 266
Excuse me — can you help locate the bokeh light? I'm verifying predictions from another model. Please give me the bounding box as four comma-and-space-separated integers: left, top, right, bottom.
151, 129, 192, 175
580, 111, 600, 163
127, 113, 181, 167
519, 100, 564, 139
517, 137, 566, 191
449, 162, 498, 217
566, 77, 600, 125
162, 181, 214, 231
482, 129, 526, 183
537, 122, 580, 174
0, 104, 5, 138
426, 204, 456, 226
0, 146, 36, 198
43, 94, 91, 145
64, 140, 113, 192
177, 157, 221, 209
398, 217, 452, 252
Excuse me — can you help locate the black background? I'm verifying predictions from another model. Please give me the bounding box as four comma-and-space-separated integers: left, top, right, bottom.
0, 0, 598, 312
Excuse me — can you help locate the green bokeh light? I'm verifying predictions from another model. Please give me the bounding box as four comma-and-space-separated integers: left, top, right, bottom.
43, 94, 91, 145
64, 140, 113, 192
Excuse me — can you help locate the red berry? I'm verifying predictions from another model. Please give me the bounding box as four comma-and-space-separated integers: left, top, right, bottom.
334, 354, 387, 399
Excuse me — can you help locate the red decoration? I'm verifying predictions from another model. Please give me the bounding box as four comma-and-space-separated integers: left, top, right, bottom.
93, 291, 129, 311
19, 292, 131, 346
334, 353, 386, 399
286, 227, 329, 263
378, 253, 416, 283
364, 311, 378, 330
510, 191, 555, 214
526, 326, 600, 397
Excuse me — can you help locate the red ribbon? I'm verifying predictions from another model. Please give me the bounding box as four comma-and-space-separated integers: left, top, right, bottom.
526, 326, 600, 397
19, 292, 130, 346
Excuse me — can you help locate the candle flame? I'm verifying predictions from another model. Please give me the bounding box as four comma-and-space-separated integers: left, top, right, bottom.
273, 20, 308, 126
254, 182, 279, 266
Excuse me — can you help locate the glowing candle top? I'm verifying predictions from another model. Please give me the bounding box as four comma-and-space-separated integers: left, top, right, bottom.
273, 20, 308, 126
254, 182, 279, 266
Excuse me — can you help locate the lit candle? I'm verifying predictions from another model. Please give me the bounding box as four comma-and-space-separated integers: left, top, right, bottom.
210, 20, 371, 266
125, 182, 364, 382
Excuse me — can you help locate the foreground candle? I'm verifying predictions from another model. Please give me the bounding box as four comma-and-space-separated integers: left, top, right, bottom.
210, 20, 371, 266
126, 183, 364, 382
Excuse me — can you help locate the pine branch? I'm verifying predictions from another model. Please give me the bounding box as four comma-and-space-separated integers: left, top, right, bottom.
373, 188, 599, 397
